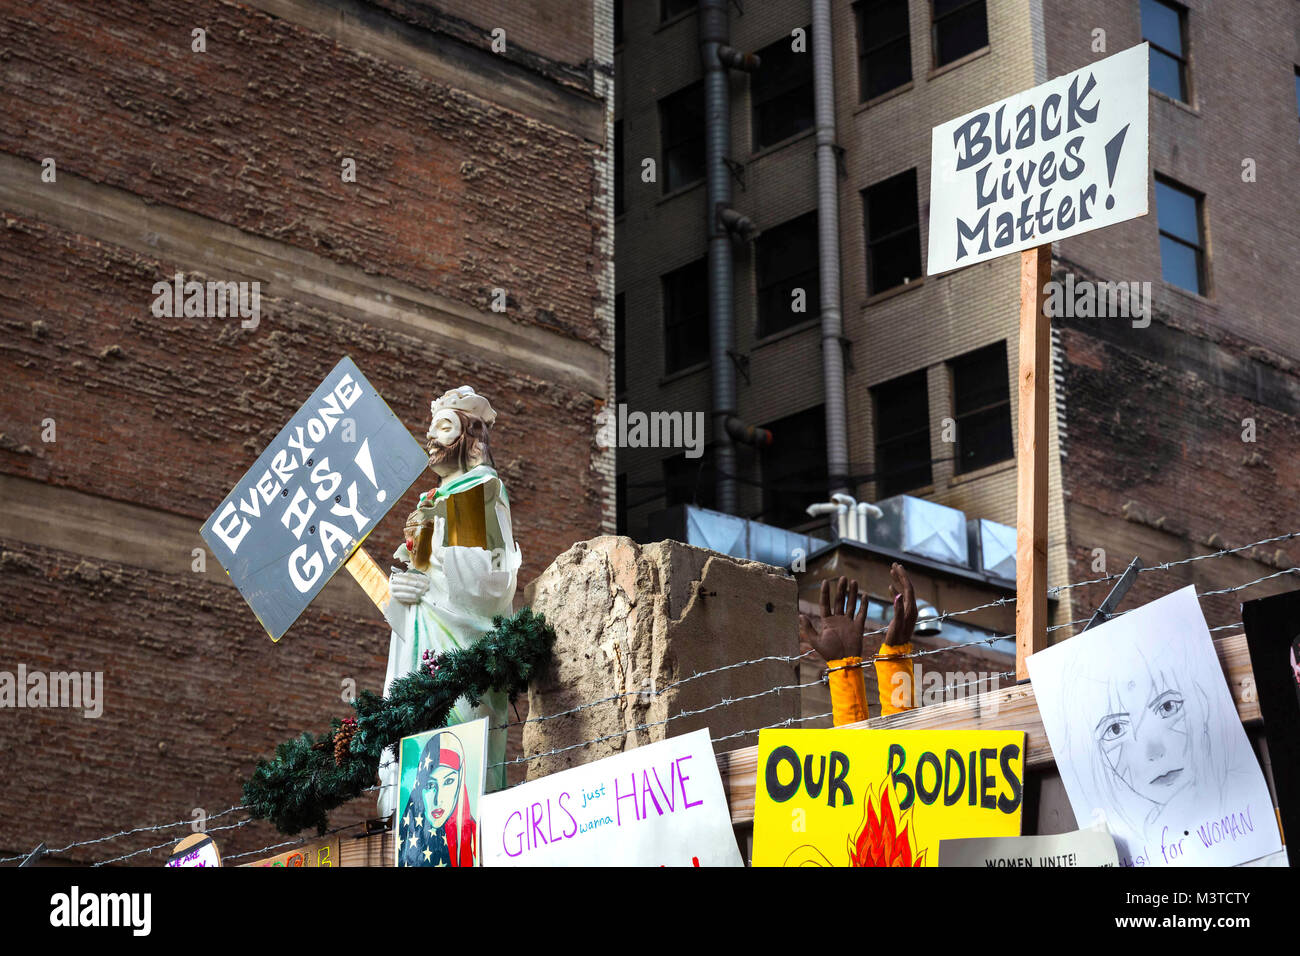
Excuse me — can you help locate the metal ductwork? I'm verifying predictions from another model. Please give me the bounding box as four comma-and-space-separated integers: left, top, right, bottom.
725, 416, 773, 447
811, 0, 850, 496
700, 0, 761, 515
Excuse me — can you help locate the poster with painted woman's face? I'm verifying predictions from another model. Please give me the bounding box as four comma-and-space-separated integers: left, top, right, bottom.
395, 717, 488, 868
1027, 586, 1281, 867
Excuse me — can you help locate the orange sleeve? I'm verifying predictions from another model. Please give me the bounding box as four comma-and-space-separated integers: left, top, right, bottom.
827, 658, 870, 726
874, 643, 915, 716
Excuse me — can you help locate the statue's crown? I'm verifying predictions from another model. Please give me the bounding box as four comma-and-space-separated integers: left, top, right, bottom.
431, 386, 496, 427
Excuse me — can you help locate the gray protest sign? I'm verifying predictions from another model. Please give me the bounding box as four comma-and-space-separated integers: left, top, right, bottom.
201, 356, 428, 641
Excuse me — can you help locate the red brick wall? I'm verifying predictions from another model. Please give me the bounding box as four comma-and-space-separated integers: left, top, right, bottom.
0, 0, 606, 863
371, 0, 598, 81
1054, 260, 1300, 632
0, 0, 602, 346
1040, 0, 1300, 627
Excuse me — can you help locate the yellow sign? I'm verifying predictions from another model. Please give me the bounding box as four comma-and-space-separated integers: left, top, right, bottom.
240, 837, 340, 868
753, 729, 1026, 867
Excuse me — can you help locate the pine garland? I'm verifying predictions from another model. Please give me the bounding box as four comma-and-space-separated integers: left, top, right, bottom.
242, 608, 556, 836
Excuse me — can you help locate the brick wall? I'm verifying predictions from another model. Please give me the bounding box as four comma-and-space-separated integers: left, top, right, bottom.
616, 0, 1074, 621
0, 0, 610, 863
1042, 0, 1300, 630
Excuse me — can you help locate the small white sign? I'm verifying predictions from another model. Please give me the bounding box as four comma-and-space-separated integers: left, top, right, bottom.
479, 729, 743, 867
927, 43, 1149, 276
939, 828, 1119, 867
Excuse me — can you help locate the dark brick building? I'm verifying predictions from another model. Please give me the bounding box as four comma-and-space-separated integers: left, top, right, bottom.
0, 0, 613, 863
614, 0, 1299, 636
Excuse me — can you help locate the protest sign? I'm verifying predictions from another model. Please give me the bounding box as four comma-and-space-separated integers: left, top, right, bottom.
752, 729, 1024, 867
200, 356, 428, 641
1027, 586, 1283, 867
927, 42, 1149, 276
479, 729, 742, 867
1240, 588, 1300, 857
395, 717, 489, 868
165, 833, 221, 867
939, 829, 1118, 867
240, 836, 340, 868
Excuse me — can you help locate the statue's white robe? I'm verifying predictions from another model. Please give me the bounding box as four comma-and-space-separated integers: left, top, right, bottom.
377, 465, 520, 818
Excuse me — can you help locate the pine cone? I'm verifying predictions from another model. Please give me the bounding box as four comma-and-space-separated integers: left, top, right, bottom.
333, 717, 358, 767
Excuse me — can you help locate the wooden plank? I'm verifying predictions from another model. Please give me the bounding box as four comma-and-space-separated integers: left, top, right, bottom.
1015, 243, 1053, 679
344, 547, 390, 611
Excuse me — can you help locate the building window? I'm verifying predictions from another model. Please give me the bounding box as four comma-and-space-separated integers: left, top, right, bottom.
751, 29, 814, 149
1294, 66, 1299, 129
756, 211, 819, 337
1155, 176, 1206, 295
615, 293, 626, 396
872, 371, 931, 497
660, 81, 705, 193
761, 406, 827, 529
855, 0, 912, 101
931, 0, 987, 67
661, 0, 696, 23
662, 258, 709, 373
614, 0, 624, 47
663, 446, 716, 510
1141, 0, 1189, 102
614, 120, 625, 216
863, 169, 922, 295
949, 342, 1012, 474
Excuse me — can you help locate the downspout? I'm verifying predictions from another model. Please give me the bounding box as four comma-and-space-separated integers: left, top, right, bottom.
699, 0, 760, 514
811, 0, 849, 496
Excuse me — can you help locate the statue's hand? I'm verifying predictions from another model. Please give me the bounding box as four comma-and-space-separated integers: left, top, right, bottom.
390, 570, 430, 606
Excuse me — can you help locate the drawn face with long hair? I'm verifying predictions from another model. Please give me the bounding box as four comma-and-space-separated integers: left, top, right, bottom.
1094, 665, 1193, 806
1062, 636, 1220, 840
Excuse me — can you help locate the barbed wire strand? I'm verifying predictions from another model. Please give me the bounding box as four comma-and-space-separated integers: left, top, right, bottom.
17, 530, 1294, 864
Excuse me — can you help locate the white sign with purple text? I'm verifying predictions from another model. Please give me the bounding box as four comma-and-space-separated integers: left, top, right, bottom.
927, 42, 1149, 276
479, 728, 743, 867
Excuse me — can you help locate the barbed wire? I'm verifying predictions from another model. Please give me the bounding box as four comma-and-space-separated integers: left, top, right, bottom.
16, 529, 1293, 865
499, 530, 1297, 731
91, 817, 258, 868
222, 820, 369, 864
1047, 530, 1300, 596
0, 803, 249, 865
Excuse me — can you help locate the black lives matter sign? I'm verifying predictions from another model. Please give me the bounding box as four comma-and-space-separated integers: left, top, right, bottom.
201, 356, 427, 641
927, 43, 1149, 275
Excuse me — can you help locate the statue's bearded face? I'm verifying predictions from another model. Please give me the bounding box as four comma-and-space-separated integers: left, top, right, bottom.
426, 409, 491, 478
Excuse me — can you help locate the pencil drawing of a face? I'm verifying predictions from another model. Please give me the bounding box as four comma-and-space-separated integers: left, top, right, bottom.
1094, 669, 1192, 806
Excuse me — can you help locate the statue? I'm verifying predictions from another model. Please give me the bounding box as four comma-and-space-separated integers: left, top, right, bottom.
378, 386, 520, 818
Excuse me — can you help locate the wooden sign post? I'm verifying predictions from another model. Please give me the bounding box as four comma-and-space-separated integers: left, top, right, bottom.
344, 548, 391, 611
925, 44, 1150, 678
1015, 244, 1052, 679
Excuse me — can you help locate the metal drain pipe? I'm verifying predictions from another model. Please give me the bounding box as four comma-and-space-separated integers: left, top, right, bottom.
812, 0, 849, 495
700, 0, 760, 514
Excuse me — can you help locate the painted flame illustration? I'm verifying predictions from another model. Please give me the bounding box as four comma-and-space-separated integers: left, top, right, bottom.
847, 783, 926, 867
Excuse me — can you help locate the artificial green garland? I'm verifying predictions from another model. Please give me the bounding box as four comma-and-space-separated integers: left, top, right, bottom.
242, 608, 556, 836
